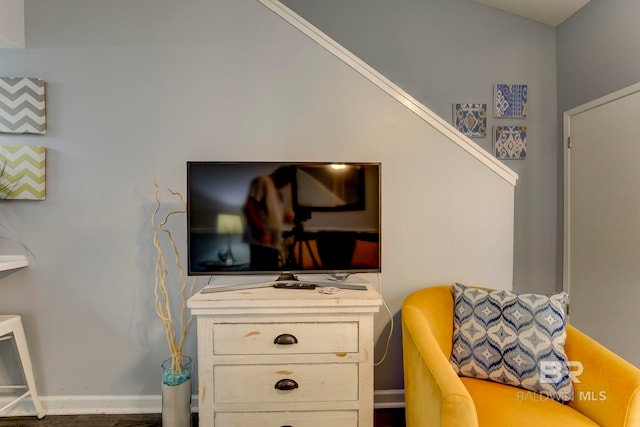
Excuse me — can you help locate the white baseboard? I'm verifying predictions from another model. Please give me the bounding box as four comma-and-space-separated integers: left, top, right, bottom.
0, 395, 195, 417
374, 389, 405, 408
1, 389, 405, 417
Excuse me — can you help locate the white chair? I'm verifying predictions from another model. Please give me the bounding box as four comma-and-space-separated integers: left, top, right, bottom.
0, 315, 45, 419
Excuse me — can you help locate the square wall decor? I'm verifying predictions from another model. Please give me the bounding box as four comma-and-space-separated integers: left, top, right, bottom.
495, 83, 527, 118
0, 77, 46, 134
0, 145, 46, 200
453, 103, 487, 137
494, 125, 526, 160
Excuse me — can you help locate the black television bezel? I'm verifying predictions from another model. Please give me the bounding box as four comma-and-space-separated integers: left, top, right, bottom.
186, 161, 381, 277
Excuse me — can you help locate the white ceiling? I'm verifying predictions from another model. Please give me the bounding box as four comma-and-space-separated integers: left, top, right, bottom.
470, 0, 591, 27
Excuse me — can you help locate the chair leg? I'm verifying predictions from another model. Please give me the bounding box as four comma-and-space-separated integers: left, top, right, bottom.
11, 317, 45, 419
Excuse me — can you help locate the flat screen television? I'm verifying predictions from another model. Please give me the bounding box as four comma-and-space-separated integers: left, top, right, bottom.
187, 161, 381, 277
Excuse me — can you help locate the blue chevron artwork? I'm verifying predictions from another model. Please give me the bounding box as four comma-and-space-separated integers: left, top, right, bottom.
495, 83, 527, 118
450, 283, 573, 402
0, 77, 46, 134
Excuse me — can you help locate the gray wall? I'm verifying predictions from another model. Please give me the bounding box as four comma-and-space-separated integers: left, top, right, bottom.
282, 0, 559, 295
0, 0, 515, 405
557, 0, 640, 113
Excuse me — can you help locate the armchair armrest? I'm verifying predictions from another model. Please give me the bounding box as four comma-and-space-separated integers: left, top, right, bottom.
402, 305, 478, 427
565, 325, 640, 427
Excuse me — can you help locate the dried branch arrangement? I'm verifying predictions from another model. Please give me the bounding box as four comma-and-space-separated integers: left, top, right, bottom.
151, 176, 195, 378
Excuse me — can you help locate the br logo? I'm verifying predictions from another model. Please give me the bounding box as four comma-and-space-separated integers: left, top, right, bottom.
539, 361, 584, 384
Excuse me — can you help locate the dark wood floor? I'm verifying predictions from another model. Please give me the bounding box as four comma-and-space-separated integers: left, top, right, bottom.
0, 408, 406, 426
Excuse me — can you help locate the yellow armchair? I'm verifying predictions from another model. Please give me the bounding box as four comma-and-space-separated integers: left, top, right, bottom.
402, 285, 640, 426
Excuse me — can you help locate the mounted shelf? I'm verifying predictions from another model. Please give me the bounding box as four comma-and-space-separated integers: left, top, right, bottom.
0, 255, 28, 271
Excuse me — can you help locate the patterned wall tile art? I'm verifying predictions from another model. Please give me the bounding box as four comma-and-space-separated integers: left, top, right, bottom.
495, 83, 527, 118
0, 145, 46, 200
453, 103, 487, 137
494, 125, 527, 160
0, 77, 46, 134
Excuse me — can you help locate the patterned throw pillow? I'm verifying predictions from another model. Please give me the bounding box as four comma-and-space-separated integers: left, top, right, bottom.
450, 283, 574, 402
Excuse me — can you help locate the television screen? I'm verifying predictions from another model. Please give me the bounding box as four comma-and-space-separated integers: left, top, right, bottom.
187, 161, 381, 276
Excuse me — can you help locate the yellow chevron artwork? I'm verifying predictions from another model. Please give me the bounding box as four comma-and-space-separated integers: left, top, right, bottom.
0, 145, 46, 200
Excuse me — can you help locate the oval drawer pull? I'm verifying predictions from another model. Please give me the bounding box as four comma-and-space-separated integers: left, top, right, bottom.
274, 378, 299, 391
274, 333, 298, 345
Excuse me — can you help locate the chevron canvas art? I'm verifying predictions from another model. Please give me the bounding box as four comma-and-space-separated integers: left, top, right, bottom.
0, 145, 46, 200
0, 78, 47, 134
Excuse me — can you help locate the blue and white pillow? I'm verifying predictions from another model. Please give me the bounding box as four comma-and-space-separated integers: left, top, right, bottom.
450, 283, 574, 402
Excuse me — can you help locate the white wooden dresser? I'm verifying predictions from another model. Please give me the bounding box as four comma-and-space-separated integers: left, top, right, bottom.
186, 276, 383, 427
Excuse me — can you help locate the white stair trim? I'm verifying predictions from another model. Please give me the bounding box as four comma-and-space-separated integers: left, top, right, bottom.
257, 0, 518, 186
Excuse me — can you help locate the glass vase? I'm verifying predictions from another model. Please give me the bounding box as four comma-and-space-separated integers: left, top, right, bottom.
161, 355, 192, 427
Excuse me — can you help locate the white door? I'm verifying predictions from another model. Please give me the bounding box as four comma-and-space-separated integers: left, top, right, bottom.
564, 82, 640, 367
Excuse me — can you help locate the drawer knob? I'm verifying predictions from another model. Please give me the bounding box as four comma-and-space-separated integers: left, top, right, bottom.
274, 333, 298, 345
274, 378, 299, 391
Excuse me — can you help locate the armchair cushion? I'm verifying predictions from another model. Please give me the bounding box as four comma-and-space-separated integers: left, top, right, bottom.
450, 283, 573, 402
461, 377, 597, 426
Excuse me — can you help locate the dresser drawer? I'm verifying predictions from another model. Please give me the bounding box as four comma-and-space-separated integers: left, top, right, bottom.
215, 410, 358, 427
212, 322, 358, 355
214, 363, 358, 403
